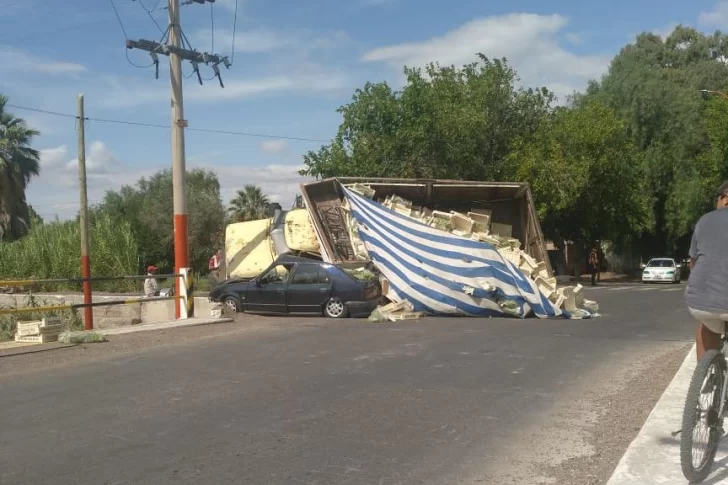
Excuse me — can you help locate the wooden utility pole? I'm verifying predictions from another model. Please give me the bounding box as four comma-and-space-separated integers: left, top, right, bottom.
126, 0, 226, 319
76, 94, 93, 330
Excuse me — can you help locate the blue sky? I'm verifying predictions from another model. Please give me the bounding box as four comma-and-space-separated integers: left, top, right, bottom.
1, 0, 726, 220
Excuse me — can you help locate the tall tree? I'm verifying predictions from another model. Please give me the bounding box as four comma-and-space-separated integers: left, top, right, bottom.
228, 185, 270, 222
300, 55, 553, 180
93, 169, 226, 273
577, 26, 728, 255
0, 95, 40, 241
508, 101, 651, 263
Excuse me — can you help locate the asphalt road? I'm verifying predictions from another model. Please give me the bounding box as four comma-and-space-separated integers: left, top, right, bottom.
0, 283, 694, 485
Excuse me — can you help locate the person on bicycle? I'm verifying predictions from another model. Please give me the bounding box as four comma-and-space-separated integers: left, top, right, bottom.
686, 180, 728, 361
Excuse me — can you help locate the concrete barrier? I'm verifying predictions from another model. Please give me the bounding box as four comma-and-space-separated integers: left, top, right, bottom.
0, 294, 217, 330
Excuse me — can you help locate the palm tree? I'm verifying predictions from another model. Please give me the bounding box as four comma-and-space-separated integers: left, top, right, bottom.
0, 95, 40, 241
228, 184, 271, 222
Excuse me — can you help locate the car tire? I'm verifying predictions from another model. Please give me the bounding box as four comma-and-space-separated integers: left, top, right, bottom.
323, 297, 348, 319
222, 296, 241, 313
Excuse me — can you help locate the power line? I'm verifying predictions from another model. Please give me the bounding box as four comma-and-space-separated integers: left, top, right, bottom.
136, 0, 166, 35
210, 1, 215, 53
231, 0, 239, 64
5, 103, 330, 142
108, 0, 129, 39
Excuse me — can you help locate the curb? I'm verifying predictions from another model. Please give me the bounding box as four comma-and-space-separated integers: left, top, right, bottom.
96, 317, 233, 336
605, 345, 728, 484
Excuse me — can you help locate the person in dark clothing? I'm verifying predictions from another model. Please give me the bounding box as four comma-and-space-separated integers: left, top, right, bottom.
588, 247, 600, 286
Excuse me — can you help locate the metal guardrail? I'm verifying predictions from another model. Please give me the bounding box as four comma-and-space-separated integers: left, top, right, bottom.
0, 295, 183, 316
0, 269, 195, 328
0, 274, 182, 287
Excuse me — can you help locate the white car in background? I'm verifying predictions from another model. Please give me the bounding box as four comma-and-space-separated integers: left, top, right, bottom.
641, 258, 681, 284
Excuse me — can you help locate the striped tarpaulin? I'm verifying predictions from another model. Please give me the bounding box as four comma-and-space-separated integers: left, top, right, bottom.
344, 188, 566, 319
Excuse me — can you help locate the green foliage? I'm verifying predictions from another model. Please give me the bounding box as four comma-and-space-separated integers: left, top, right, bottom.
0, 213, 139, 292
509, 102, 651, 246
301, 55, 647, 251
301, 55, 553, 180
0, 94, 41, 242
93, 168, 225, 274
228, 184, 270, 222
579, 25, 728, 254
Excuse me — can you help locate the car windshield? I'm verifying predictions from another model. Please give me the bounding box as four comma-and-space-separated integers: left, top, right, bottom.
647, 260, 674, 268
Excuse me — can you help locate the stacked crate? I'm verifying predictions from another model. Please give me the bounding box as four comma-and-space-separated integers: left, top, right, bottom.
14, 317, 63, 344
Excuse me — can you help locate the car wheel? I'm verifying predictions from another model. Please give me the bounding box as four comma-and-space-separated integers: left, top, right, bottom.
323, 297, 348, 319
222, 296, 241, 313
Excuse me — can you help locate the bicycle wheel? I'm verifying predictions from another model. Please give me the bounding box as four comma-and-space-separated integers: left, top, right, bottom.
681, 349, 727, 483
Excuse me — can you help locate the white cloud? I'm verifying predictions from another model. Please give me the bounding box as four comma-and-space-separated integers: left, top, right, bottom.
197, 27, 350, 54
259, 139, 288, 153
361, 13, 609, 101
28, 144, 312, 220
564, 32, 582, 45
64, 141, 118, 174
39, 145, 69, 168
700, 1, 728, 27
0, 47, 86, 76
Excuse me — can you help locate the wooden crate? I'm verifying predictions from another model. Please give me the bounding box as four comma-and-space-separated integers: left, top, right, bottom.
15, 333, 60, 344
16, 319, 63, 337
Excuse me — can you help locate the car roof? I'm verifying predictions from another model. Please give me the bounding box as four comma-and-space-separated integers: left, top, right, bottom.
649, 258, 675, 262
274, 254, 323, 264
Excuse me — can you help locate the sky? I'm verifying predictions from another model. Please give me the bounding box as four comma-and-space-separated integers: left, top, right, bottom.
1, 0, 728, 221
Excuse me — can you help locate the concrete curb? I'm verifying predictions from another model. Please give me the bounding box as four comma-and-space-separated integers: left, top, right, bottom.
96, 317, 233, 336
606, 344, 728, 484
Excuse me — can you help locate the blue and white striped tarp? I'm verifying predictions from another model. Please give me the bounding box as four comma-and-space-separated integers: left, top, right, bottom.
344, 187, 567, 319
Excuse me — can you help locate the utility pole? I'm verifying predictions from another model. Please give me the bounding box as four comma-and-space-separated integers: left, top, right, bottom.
76, 94, 93, 330
126, 0, 229, 319
169, 0, 188, 319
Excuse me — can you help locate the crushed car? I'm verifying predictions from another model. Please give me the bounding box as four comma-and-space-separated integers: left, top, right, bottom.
208, 255, 382, 318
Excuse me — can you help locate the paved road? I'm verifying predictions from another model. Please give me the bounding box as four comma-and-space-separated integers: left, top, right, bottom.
0, 284, 694, 485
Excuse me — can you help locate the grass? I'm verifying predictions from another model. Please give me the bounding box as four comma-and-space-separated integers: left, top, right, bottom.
0, 294, 83, 342
0, 214, 139, 293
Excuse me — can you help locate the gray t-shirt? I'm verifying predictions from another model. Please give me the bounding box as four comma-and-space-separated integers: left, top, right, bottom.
686, 208, 728, 313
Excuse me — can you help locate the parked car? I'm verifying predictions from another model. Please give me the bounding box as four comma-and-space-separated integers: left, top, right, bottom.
640, 258, 681, 284
209, 255, 382, 318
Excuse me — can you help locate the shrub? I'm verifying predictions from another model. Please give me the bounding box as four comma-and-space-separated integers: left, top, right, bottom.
0, 214, 139, 292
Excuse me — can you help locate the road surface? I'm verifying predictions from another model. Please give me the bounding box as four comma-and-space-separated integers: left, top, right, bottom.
0, 283, 694, 484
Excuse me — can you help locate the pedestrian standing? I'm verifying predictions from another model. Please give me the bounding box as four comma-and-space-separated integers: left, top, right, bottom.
144, 265, 160, 297
589, 247, 600, 286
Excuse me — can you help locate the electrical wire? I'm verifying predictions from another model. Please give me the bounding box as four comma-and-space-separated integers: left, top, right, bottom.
210, 1, 215, 53
109, 0, 129, 39
137, 0, 166, 35
230, 0, 239, 64
5, 103, 331, 143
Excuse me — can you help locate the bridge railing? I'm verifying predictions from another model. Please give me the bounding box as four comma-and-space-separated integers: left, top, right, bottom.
0, 269, 195, 330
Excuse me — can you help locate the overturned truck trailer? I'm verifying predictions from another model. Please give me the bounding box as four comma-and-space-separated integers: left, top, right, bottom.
300, 178, 552, 274
299, 178, 593, 319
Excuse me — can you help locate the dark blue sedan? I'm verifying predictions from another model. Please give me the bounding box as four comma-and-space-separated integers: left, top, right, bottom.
209, 255, 382, 318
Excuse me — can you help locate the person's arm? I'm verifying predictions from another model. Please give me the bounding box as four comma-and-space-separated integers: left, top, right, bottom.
689, 224, 699, 270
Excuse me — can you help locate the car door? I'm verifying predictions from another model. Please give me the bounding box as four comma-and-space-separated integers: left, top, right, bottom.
243, 263, 292, 313
286, 264, 332, 313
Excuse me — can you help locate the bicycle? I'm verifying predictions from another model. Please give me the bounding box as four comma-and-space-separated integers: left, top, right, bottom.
680, 323, 728, 483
